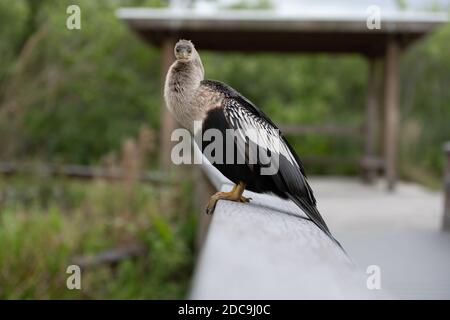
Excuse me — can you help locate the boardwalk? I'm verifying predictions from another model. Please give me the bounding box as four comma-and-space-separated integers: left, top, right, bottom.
312, 177, 450, 299
191, 166, 449, 299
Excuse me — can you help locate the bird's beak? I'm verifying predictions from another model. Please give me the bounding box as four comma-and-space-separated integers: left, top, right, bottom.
176, 48, 190, 60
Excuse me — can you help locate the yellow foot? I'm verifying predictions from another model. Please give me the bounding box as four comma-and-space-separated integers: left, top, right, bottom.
205, 182, 249, 215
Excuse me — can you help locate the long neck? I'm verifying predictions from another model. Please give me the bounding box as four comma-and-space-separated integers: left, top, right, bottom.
164, 51, 205, 129
166, 52, 204, 99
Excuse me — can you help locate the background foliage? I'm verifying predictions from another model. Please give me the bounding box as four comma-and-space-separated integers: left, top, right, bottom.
0, 0, 449, 298
0, 0, 449, 180
0, 175, 196, 299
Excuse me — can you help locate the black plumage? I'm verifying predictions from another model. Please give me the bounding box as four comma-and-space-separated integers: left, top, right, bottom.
200, 80, 344, 251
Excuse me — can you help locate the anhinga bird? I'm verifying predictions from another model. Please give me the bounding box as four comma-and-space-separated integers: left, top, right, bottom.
164, 40, 344, 250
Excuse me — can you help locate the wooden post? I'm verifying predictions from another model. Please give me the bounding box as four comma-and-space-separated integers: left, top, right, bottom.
160, 38, 177, 168
378, 61, 386, 169
363, 57, 380, 183
443, 142, 450, 231
383, 38, 400, 190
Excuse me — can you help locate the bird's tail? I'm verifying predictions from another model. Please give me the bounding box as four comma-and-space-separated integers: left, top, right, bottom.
288, 195, 349, 258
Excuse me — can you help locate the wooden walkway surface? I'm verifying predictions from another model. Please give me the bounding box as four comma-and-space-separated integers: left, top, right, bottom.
315, 177, 450, 299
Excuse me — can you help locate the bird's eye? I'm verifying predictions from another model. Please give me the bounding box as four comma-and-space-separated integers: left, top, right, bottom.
176, 48, 180, 53
187, 48, 192, 53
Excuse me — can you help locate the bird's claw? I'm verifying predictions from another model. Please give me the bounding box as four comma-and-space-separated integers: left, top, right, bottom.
205, 192, 251, 215
205, 193, 221, 215
240, 196, 252, 203
205, 204, 216, 215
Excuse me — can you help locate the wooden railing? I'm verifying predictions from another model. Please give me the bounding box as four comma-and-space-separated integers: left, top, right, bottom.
189, 149, 377, 299
279, 123, 385, 182
0, 162, 169, 184
279, 123, 362, 137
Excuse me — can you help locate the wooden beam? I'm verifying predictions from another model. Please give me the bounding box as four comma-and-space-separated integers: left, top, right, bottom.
360, 156, 385, 171
363, 58, 380, 183
118, 8, 448, 56
377, 59, 386, 170
71, 244, 146, 269
280, 124, 362, 137
159, 38, 177, 168
443, 142, 450, 231
0, 162, 170, 184
301, 155, 359, 166
299, 155, 384, 170
383, 38, 400, 190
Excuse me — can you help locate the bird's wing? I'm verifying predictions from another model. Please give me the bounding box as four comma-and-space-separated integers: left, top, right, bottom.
200, 80, 344, 248
223, 97, 337, 238
231, 92, 309, 177
201, 79, 316, 204
223, 97, 317, 204
200, 80, 308, 178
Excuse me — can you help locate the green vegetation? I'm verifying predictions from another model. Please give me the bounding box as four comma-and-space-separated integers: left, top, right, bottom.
203, 52, 369, 175
0, 0, 449, 298
0, 176, 196, 299
1, 0, 448, 178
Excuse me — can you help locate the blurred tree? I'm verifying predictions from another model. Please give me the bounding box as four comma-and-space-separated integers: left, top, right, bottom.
0, 0, 448, 181
0, 0, 163, 164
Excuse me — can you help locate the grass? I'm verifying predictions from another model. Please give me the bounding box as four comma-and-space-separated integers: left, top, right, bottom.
0, 174, 197, 299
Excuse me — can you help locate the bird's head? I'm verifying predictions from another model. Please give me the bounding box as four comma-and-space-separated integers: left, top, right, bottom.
174, 39, 195, 62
